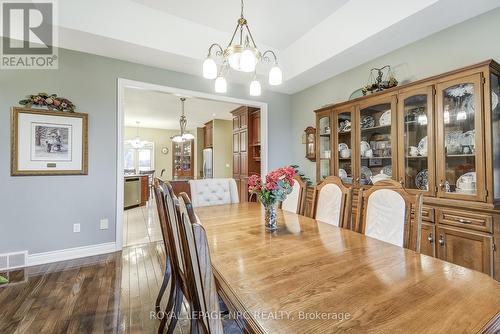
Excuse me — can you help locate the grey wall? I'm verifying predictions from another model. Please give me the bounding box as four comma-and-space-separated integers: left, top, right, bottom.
0, 48, 291, 254
290, 7, 500, 182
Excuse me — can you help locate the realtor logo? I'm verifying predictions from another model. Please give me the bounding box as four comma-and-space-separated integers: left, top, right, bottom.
1, 0, 58, 69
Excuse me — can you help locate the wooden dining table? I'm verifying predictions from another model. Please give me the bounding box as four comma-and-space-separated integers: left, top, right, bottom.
195, 202, 500, 334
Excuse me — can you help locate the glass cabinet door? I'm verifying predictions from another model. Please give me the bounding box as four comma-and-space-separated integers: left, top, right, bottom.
436, 74, 485, 201
357, 96, 397, 186
335, 108, 354, 185
398, 87, 434, 195
317, 112, 332, 181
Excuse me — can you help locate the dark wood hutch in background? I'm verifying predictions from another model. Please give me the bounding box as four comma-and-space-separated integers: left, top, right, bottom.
311, 60, 500, 281
232, 106, 261, 202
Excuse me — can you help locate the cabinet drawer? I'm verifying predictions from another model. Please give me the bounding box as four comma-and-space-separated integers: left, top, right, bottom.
412, 206, 434, 222
438, 209, 493, 233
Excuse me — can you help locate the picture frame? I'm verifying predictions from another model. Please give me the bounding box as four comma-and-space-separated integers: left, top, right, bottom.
11, 107, 88, 176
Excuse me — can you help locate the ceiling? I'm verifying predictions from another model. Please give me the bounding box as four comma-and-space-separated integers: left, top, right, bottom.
50, 0, 500, 94
124, 88, 240, 130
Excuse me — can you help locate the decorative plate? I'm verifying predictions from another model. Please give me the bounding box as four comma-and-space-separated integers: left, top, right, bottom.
417, 136, 427, 156
456, 172, 476, 191
415, 169, 429, 190
349, 88, 364, 100
360, 166, 372, 182
360, 141, 370, 156
493, 91, 499, 110
339, 169, 348, 179
382, 165, 392, 176
338, 143, 348, 152
379, 110, 391, 126
360, 115, 375, 129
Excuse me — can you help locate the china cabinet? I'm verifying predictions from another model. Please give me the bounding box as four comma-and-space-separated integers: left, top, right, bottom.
315, 109, 332, 181
172, 140, 194, 178
313, 60, 500, 281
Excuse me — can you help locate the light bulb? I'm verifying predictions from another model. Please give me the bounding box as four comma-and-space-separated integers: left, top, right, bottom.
269, 65, 283, 85
249, 80, 261, 96
214, 76, 227, 93
202, 57, 217, 79
228, 53, 241, 71
240, 49, 257, 72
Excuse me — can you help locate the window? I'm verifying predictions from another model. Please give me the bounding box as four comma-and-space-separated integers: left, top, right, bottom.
124, 142, 154, 172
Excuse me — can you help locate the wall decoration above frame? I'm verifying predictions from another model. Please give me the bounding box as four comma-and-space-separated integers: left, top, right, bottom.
11, 107, 88, 176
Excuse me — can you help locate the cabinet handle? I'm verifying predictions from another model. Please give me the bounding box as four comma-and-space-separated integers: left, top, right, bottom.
438, 235, 445, 246
427, 233, 434, 244
457, 218, 472, 224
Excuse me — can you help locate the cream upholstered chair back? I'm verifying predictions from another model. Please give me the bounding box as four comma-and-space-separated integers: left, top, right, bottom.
189, 178, 239, 207
356, 180, 423, 251
312, 176, 352, 228
177, 193, 224, 334
281, 175, 306, 214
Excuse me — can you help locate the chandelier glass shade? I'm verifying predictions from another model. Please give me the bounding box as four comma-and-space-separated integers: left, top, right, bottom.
202, 0, 282, 96
127, 121, 147, 149
171, 98, 195, 143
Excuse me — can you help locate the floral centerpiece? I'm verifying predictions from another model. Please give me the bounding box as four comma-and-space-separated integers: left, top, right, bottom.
248, 166, 296, 231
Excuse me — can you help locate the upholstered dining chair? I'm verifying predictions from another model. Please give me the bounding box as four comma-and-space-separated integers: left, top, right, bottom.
281, 174, 306, 214
188, 178, 239, 208
311, 176, 352, 228
355, 179, 423, 251
177, 193, 241, 334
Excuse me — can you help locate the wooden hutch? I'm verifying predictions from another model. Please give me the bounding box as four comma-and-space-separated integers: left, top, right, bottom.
313, 60, 500, 281
172, 139, 194, 178
232, 106, 261, 202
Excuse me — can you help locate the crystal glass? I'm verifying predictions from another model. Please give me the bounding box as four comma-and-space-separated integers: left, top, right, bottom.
337, 111, 353, 184
442, 83, 476, 195
359, 103, 392, 185
318, 116, 331, 180
403, 95, 429, 191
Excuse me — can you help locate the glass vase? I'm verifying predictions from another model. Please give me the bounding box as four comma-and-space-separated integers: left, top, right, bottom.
264, 202, 278, 231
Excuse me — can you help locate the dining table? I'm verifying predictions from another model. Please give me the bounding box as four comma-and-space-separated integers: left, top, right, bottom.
195, 202, 500, 334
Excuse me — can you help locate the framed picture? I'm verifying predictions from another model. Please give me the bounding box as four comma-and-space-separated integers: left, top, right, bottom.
11, 107, 88, 176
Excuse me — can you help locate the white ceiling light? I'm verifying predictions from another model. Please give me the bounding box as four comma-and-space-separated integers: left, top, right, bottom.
171, 98, 195, 142
202, 0, 282, 94
126, 121, 147, 148
249, 76, 261, 96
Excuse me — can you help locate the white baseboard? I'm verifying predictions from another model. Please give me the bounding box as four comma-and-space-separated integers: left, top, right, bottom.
27, 242, 117, 267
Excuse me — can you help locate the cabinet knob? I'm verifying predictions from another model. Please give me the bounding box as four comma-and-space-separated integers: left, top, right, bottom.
399, 178, 405, 186
438, 235, 445, 246
427, 233, 434, 243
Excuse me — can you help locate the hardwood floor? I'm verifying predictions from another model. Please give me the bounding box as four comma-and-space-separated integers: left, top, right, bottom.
0, 243, 190, 334
123, 201, 163, 247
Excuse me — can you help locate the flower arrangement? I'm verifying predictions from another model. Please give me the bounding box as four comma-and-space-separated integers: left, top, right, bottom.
248, 166, 296, 230
19, 93, 76, 112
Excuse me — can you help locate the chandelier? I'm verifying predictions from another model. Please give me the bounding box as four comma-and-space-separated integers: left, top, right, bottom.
171, 97, 195, 143
202, 0, 283, 96
127, 121, 147, 149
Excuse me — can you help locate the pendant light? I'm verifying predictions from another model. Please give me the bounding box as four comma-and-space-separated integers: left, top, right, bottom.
171, 98, 195, 143
127, 121, 146, 148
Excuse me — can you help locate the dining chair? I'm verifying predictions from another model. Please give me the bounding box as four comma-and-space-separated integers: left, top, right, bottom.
281, 174, 306, 214
154, 180, 189, 334
311, 176, 352, 228
355, 179, 423, 251
188, 178, 239, 207
177, 192, 241, 334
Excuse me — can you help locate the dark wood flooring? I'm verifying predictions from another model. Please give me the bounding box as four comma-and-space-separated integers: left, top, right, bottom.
0, 242, 190, 334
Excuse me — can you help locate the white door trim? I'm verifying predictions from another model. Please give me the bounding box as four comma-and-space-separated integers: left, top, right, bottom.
116, 78, 269, 251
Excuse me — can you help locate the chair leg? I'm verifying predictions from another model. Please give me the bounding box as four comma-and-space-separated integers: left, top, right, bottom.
155, 258, 172, 313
